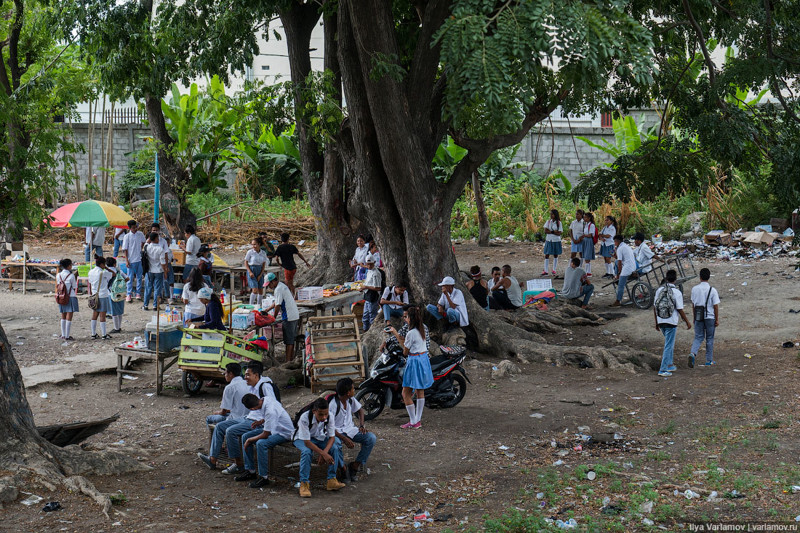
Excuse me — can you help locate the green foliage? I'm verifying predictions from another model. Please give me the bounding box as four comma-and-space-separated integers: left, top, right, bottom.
229, 124, 303, 200
186, 192, 311, 222
118, 146, 157, 203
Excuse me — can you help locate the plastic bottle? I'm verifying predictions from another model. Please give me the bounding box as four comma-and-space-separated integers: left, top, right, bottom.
221, 289, 227, 304
164, 304, 171, 321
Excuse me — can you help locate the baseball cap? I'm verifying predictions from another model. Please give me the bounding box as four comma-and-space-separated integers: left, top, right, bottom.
366, 254, 375, 263
266, 272, 277, 282
437, 276, 455, 286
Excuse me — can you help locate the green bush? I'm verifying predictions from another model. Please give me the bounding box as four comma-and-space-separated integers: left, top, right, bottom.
118, 147, 156, 203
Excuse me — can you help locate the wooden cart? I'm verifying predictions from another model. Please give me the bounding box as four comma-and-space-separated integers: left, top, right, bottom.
178, 329, 277, 395
604, 251, 698, 309
303, 314, 366, 393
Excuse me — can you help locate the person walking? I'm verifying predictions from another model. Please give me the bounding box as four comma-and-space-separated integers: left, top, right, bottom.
653, 269, 692, 377
688, 268, 720, 368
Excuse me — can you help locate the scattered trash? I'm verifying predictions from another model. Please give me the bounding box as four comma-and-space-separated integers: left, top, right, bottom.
20, 494, 43, 506
726, 490, 744, 499
498, 445, 510, 450
425, 488, 435, 494
536, 492, 544, 499
553, 460, 565, 466
744, 353, 753, 358
145, 393, 155, 397
15, 341, 24, 346
684, 489, 700, 499
39, 392, 48, 399
601, 504, 623, 515
122, 375, 138, 381
733, 369, 743, 373
741, 282, 748, 286
433, 513, 453, 522
642, 518, 655, 526
554, 518, 578, 529
640, 501, 653, 514
529, 413, 545, 419
707, 491, 719, 502
586, 471, 596, 481
413, 511, 430, 521
256, 503, 269, 510
743, 391, 759, 396
790, 486, 800, 494
782, 341, 795, 348
430, 442, 436, 447
42, 501, 62, 512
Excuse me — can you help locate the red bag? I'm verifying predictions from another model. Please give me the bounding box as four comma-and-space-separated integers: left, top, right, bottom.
55, 272, 71, 306
254, 312, 275, 328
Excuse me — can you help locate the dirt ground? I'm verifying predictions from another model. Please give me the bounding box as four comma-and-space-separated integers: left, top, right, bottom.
1, 240, 799, 532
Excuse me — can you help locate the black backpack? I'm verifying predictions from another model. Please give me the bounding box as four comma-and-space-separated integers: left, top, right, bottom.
257, 380, 282, 403
141, 243, 151, 272
292, 393, 338, 428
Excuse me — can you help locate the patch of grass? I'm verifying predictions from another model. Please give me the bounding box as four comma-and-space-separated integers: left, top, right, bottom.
646, 450, 670, 461
698, 420, 732, 444
732, 473, 762, 493
762, 405, 771, 416
479, 509, 553, 532
109, 492, 127, 505
655, 420, 676, 435
761, 420, 783, 429
653, 503, 683, 522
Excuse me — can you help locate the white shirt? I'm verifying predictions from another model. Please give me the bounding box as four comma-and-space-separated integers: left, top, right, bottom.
364, 267, 382, 289
601, 225, 616, 246
153, 236, 173, 262
381, 286, 409, 309
690, 282, 720, 320
583, 222, 595, 244
85, 227, 105, 247
352, 245, 368, 264
273, 282, 299, 321
506, 275, 523, 307
437, 288, 469, 326
372, 251, 382, 267
654, 285, 684, 326
263, 400, 296, 440
404, 327, 428, 353
122, 231, 146, 263
144, 242, 167, 273
544, 219, 563, 242
246, 377, 277, 420
616, 242, 636, 277
88, 266, 112, 298
295, 409, 335, 441
184, 234, 201, 266
330, 397, 363, 439
56, 269, 78, 298
635, 243, 655, 273
182, 283, 207, 316
114, 227, 126, 240
570, 219, 584, 241
245, 249, 268, 266
220, 376, 251, 419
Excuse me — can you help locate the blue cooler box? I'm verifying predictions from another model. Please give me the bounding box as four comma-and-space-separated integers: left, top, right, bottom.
145, 322, 183, 351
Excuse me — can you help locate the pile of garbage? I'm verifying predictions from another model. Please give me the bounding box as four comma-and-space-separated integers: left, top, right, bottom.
652, 224, 797, 260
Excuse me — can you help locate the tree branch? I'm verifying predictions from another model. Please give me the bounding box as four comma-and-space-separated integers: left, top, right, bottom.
681, 0, 716, 89
8, 0, 24, 89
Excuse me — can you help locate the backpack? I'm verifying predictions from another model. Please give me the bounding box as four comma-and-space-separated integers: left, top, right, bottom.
655, 284, 677, 320
292, 393, 337, 439
141, 243, 151, 272
55, 272, 71, 306
257, 379, 282, 403
592, 224, 599, 244
110, 270, 127, 302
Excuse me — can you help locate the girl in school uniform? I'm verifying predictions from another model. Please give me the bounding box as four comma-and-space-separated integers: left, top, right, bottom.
182, 267, 209, 326
56, 258, 78, 340
598, 216, 618, 278
542, 209, 563, 276
197, 245, 214, 287
569, 209, 585, 263
87, 255, 114, 339
350, 235, 369, 281
244, 237, 268, 306
388, 305, 433, 429
105, 257, 128, 333
580, 212, 597, 276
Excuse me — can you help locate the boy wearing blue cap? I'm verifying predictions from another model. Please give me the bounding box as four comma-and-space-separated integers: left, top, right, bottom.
263, 272, 300, 363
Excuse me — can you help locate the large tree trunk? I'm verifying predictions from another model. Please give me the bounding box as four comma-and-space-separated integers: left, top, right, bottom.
0, 322, 146, 512
473, 172, 491, 247
144, 96, 196, 233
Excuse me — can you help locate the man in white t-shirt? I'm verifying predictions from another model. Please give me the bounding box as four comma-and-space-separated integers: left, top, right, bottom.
688, 268, 721, 368
380, 282, 409, 325
426, 276, 469, 328
180, 224, 201, 278
611, 235, 636, 307
85, 227, 105, 262
263, 272, 300, 363
121, 220, 146, 301
142, 232, 168, 310
293, 397, 345, 497
633, 232, 656, 274
330, 377, 376, 482
149, 222, 175, 303
653, 269, 692, 377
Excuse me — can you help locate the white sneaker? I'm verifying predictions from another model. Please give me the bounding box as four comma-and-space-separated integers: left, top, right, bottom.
221, 464, 244, 475
658, 371, 672, 377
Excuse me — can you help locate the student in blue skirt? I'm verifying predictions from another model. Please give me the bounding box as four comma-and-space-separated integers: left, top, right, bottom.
580, 211, 597, 277
598, 216, 618, 278
56, 258, 78, 340
244, 237, 268, 306
542, 209, 563, 276
387, 305, 433, 429
106, 257, 128, 333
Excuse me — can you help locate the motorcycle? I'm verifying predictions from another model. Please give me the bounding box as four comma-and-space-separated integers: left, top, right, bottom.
355, 339, 470, 421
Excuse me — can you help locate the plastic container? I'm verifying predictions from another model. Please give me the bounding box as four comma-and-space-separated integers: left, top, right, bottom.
173, 282, 184, 299
76, 264, 91, 277
145, 322, 183, 351
232, 308, 255, 330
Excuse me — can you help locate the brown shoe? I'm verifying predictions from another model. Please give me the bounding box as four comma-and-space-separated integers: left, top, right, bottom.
299, 482, 311, 498
326, 478, 346, 491
610, 301, 621, 307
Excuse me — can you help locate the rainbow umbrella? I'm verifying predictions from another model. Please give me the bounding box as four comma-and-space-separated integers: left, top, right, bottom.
47, 200, 132, 228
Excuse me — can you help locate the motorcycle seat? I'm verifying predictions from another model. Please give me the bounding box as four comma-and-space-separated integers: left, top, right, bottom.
429, 355, 455, 372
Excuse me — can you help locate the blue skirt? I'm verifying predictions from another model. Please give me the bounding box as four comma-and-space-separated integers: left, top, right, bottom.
571, 243, 582, 253
599, 244, 615, 258
109, 297, 125, 316
247, 265, 263, 288
582, 238, 596, 260
58, 296, 79, 313
403, 352, 434, 390
543, 241, 562, 256
93, 296, 110, 314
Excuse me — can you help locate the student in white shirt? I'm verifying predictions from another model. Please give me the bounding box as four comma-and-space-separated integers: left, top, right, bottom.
113, 226, 127, 258
105, 257, 128, 333
569, 209, 585, 263
388, 306, 434, 429
688, 268, 721, 367
87, 255, 113, 339
121, 220, 146, 301
179, 224, 201, 279
612, 235, 636, 307
237, 393, 296, 488
380, 281, 409, 325
149, 222, 175, 303
426, 276, 469, 328
293, 397, 345, 497
633, 232, 656, 275
330, 377, 376, 481
84, 226, 105, 262
244, 237, 268, 306
362, 254, 383, 332
56, 258, 78, 340
198, 363, 253, 471
542, 209, 563, 276
350, 234, 369, 281
580, 211, 596, 276
182, 267, 209, 325
598, 216, 618, 278
142, 232, 168, 311
653, 269, 692, 377
264, 273, 301, 363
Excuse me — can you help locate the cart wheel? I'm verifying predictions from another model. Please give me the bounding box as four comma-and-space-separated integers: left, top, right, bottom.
181, 371, 203, 395
632, 282, 654, 309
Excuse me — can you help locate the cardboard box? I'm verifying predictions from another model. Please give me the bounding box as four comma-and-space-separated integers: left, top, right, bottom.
703, 231, 732, 246
172, 249, 186, 265
232, 308, 255, 330
743, 231, 775, 246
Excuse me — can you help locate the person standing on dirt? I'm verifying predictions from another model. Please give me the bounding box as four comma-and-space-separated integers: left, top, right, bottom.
542, 209, 563, 277
179, 225, 201, 279
598, 216, 617, 278
388, 305, 434, 429
569, 209, 585, 265
361, 254, 382, 332
611, 235, 636, 307
56, 258, 78, 341
121, 220, 146, 302
84, 226, 105, 262
633, 232, 656, 275
263, 272, 300, 363
688, 268, 720, 368
350, 234, 369, 281
654, 269, 692, 377
149, 222, 175, 304
274, 232, 310, 295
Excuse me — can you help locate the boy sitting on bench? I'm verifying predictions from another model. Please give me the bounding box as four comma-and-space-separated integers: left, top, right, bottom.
293, 397, 345, 497
330, 378, 376, 482
234, 393, 295, 488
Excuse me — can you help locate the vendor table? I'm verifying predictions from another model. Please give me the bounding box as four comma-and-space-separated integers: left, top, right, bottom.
173, 264, 281, 296
114, 345, 180, 395
296, 291, 364, 317
1, 260, 58, 294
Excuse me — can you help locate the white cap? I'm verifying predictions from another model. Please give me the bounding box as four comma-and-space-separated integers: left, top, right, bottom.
365, 254, 376, 263
198, 287, 213, 299
437, 276, 455, 286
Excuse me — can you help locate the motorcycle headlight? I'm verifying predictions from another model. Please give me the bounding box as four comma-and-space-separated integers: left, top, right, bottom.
378, 352, 390, 365
370, 369, 379, 378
